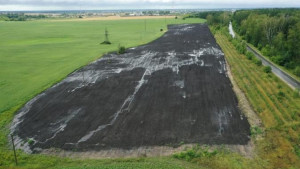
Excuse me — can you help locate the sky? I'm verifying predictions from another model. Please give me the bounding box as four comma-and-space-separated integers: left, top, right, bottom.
0, 0, 300, 11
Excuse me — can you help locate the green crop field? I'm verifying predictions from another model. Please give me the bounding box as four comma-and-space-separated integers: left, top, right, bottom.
0, 17, 206, 168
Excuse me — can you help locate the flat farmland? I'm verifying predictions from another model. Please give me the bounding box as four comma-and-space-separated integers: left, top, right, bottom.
0, 18, 204, 116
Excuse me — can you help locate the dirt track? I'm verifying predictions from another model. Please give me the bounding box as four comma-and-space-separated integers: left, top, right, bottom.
11, 24, 250, 153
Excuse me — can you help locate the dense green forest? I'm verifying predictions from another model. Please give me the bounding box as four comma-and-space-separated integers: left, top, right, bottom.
232, 9, 300, 77
189, 9, 300, 78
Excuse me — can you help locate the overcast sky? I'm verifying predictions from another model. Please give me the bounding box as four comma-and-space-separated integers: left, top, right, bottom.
0, 0, 300, 11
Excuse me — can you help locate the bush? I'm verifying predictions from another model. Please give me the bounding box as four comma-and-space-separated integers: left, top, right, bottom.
271, 55, 286, 66
294, 66, 300, 77
215, 25, 221, 31
232, 38, 246, 54
261, 45, 271, 56
293, 89, 300, 98
241, 41, 247, 54
277, 84, 282, 89
246, 51, 253, 60
294, 145, 300, 157
254, 58, 262, 66
236, 44, 245, 54
250, 126, 263, 137
173, 145, 217, 161
285, 61, 296, 69
277, 91, 285, 98
263, 66, 272, 73
27, 139, 35, 145
257, 43, 263, 50
118, 46, 126, 54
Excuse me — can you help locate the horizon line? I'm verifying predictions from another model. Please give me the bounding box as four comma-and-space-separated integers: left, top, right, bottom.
1, 7, 299, 12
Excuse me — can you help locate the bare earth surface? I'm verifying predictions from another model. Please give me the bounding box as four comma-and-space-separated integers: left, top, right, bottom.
11, 24, 250, 154
39, 56, 258, 159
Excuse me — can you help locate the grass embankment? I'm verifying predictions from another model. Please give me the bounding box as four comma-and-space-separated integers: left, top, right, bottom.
215, 31, 300, 168
0, 18, 206, 168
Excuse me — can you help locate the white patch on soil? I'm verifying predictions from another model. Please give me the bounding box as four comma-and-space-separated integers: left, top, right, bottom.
217, 110, 229, 136
12, 36, 226, 148
182, 91, 187, 99
40, 108, 81, 144
174, 80, 184, 89
74, 47, 225, 142
62, 46, 223, 93
77, 69, 149, 143
49, 47, 225, 143
174, 25, 195, 35
10, 93, 46, 153
77, 124, 109, 143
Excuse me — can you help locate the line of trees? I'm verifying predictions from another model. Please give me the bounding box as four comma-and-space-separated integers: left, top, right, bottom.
186, 11, 231, 26
232, 9, 300, 77
188, 9, 300, 78
0, 13, 46, 21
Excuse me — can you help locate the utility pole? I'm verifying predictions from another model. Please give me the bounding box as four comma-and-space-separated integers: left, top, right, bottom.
144, 19, 147, 32
165, 15, 166, 26
105, 27, 109, 42
11, 134, 18, 166
101, 27, 111, 44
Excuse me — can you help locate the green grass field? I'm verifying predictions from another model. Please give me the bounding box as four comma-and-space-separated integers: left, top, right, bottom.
0, 18, 204, 115
0, 17, 207, 168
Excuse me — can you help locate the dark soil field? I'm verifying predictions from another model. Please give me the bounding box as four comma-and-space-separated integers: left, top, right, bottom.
11, 24, 250, 153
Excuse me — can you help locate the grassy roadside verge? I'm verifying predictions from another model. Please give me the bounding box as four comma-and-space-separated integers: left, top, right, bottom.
214, 29, 300, 168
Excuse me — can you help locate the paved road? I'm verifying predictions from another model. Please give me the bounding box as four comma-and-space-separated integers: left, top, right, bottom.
247, 45, 300, 90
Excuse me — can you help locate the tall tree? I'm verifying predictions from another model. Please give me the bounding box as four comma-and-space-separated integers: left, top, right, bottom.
263, 17, 278, 45
287, 23, 300, 59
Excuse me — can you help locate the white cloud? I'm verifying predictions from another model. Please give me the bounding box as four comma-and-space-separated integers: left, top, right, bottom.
0, 0, 299, 11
